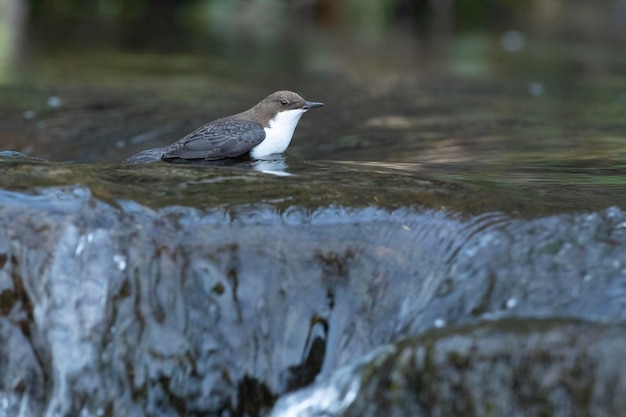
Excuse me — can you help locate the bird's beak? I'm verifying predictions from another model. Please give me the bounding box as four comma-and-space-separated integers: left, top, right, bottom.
303, 101, 325, 110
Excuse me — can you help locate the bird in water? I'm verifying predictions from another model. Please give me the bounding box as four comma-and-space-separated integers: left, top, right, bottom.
124, 90, 324, 163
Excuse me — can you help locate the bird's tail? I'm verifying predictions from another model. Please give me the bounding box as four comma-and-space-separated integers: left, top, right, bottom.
123, 147, 165, 163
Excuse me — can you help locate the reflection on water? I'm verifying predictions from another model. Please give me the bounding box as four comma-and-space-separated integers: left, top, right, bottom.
252, 155, 291, 177
124, 153, 292, 176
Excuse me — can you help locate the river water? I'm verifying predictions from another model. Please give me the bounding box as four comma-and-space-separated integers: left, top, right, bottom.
2, 20, 626, 213
1, 4, 626, 417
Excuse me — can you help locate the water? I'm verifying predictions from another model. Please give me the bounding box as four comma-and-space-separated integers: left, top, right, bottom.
2, 3, 626, 416
2, 29, 626, 216
3, 179, 626, 416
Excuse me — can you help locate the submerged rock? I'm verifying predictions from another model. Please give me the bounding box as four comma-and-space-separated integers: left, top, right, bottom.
272, 319, 626, 417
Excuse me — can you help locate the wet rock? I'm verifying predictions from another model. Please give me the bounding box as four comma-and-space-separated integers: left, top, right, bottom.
272, 319, 626, 417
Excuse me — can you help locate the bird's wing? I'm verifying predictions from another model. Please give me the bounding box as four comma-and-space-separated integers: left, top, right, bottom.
162, 119, 266, 160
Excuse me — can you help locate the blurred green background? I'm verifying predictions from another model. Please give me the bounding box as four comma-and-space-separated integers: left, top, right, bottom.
3, 0, 625, 79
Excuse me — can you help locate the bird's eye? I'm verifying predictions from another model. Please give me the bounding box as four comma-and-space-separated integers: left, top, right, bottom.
280, 99, 289, 106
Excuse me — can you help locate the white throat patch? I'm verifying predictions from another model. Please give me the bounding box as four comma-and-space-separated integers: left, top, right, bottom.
250, 109, 306, 158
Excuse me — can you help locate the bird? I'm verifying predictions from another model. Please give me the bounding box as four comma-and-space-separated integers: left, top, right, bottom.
124, 91, 324, 163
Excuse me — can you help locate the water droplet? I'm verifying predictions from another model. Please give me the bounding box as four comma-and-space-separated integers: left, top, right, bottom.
501, 30, 525, 52
505, 297, 518, 309
75, 237, 85, 256
606, 206, 622, 218
47, 96, 62, 108
433, 318, 446, 328
529, 82, 544, 96
113, 254, 127, 271
23, 110, 36, 119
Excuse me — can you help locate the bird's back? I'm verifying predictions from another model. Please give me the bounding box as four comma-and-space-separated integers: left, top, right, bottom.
161, 116, 266, 160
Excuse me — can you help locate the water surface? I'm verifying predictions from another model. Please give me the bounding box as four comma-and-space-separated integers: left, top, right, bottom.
1, 23, 625, 216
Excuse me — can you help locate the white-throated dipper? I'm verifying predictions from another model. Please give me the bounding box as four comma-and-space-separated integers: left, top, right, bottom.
124, 91, 324, 163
